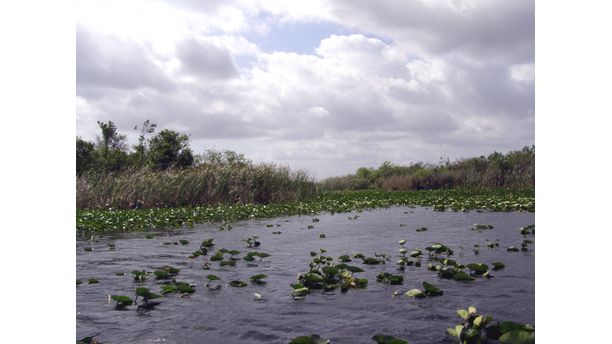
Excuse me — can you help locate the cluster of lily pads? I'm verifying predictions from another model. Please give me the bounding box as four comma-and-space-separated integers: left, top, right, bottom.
447, 306, 535, 344
289, 334, 409, 344
77, 189, 534, 233
291, 250, 369, 299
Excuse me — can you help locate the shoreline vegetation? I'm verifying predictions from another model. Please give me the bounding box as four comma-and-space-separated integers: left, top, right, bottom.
77, 120, 534, 233
77, 189, 534, 233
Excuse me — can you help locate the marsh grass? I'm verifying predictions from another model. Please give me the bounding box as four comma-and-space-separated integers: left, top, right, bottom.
77, 163, 317, 209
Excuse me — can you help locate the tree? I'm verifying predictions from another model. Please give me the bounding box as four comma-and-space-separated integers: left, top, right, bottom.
148, 129, 193, 169
96, 121, 127, 156
76, 137, 96, 175
95, 121, 128, 172
133, 119, 157, 166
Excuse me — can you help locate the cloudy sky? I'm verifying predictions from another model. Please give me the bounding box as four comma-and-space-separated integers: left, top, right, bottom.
76, 0, 534, 179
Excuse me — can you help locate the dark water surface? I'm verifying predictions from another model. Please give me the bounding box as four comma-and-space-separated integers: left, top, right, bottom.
76, 206, 535, 344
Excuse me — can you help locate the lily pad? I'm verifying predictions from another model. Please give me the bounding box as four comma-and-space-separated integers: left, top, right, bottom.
492, 262, 506, 270
452, 271, 475, 281
111, 295, 133, 309
422, 281, 443, 296
229, 280, 248, 287
405, 289, 425, 298
372, 334, 409, 344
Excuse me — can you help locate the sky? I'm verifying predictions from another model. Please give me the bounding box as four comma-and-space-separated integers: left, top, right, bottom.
76, 0, 534, 179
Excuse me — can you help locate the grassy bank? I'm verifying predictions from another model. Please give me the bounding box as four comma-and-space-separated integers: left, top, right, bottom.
77, 189, 534, 233
77, 163, 317, 209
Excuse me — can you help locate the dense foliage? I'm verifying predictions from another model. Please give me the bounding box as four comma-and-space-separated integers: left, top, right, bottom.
319, 146, 534, 191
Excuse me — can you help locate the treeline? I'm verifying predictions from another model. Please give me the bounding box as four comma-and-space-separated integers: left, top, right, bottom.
319, 146, 535, 191
76, 120, 317, 209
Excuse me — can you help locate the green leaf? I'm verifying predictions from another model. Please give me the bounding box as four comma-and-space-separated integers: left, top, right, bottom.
457, 309, 469, 320
422, 281, 443, 296
372, 334, 409, 344
405, 289, 425, 298
492, 262, 506, 270
499, 330, 535, 344
452, 271, 475, 281
206, 274, 220, 281
468, 306, 477, 314
229, 280, 247, 287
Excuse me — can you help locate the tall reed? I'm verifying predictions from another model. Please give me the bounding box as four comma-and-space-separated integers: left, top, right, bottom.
77, 163, 318, 209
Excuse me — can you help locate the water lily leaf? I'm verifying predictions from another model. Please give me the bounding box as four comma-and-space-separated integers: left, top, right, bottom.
362, 257, 381, 264
452, 271, 475, 281
372, 334, 408, 344
229, 280, 247, 287
344, 265, 365, 273
179, 239, 189, 245
338, 255, 351, 262
250, 274, 268, 283
136, 287, 161, 301
154, 271, 170, 279
405, 289, 425, 298
322, 266, 339, 276
447, 324, 464, 338
175, 282, 195, 293
492, 262, 506, 270
457, 309, 469, 320
111, 295, 133, 308
468, 306, 477, 314
160, 285, 177, 294
289, 335, 329, 344
355, 278, 368, 288
498, 330, 535, 344
498, 322, 534, 333
304, 273, 324, 283
292, 287, 309, 297
398, 240, 406, 245
422, 282, 443, 296
207, 274, 220, 281
467, 263, 489, 274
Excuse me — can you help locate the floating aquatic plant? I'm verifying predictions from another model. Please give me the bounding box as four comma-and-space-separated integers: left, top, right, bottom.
244, 236, 261, 248
111, 295, 133, 309
377, 272, 404, 285
472, 224, 494, 230
416, 227, 428, 232
289, 334, 329, 344
88, 278, 99, 284
447, 306, 535, 344
135, 287, 161, 302
491, 262, 505, 271
372, 334, 408, 344
229, 280, 247, 287
250, 274, 268, 284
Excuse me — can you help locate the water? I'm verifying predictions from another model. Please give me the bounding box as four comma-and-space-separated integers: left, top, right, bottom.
76, 206, 535, 344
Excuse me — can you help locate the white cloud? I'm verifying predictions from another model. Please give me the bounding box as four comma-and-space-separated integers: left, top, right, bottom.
76, 0, 534, 178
